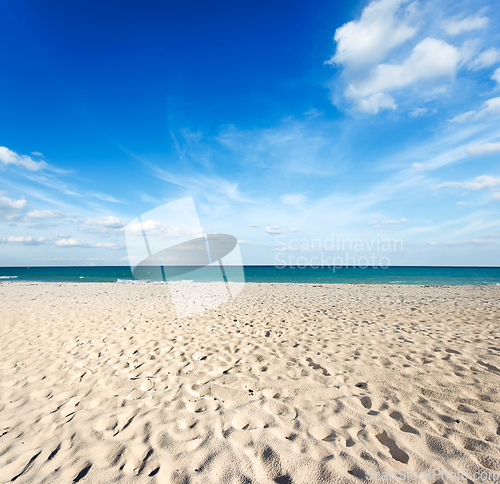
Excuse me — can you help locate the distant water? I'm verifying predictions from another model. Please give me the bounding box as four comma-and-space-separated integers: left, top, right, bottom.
0, 266, 499, 285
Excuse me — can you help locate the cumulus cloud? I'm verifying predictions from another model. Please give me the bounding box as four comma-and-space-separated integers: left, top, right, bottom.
437, 175, 500, 190
442, 14, 489, 36
1, 236, 47, 245
326, 0, 417, 71
357, 93, 396, 114
0, 195, 26, 221
449, 97, 500, 122
55, 238, 120, 249
27, 210, 71, 220
0, 147, 47, 171
463, 142, 500, 157
326, 2, 496, 115
492, 67, 500, 85
345, 38, 460, 113
83, 216, 126, 229
266, 226, 285, 234
467, 48, 500, 71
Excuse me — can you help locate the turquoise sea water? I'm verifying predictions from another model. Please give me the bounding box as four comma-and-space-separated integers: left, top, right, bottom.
0, 266, 499, 285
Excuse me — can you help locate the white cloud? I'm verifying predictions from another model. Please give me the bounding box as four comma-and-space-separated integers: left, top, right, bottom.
357, 93, 396, 114
346, 38, 460, 112
437, 175, 500, 190
327, 0, 417, 71
54, 238, 81, 247
0, 147, 47, 171
290, 227, 300, 232
468, 48, 500, 71
0, 195, 26, 221
492, 67, 500, 85
126, 219, 162, 234
0, 196, 26, 210
91, 193, 121, 203
31, 151, 43, 157
457, 201, 469, 205
83, 216, 126, 229
449, 97, 500, 122
463, 142, 500, 157
2, 236, 46, 245
280, 193, 307, 206
409, 107, 428, 117
249, 224, 258, 228
442, 14, 489, 36
369, 218, 409, 228
27, 210, 70, 219
266, 226, 285, 234
55, 238, 120, 249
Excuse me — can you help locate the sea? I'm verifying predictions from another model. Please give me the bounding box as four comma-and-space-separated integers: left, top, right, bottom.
0, 266, 499, 285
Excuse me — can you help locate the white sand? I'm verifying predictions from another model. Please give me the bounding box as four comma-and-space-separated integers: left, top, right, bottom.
0, 282, 499, 483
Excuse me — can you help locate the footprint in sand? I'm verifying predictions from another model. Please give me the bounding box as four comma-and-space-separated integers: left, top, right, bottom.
305, 357, 330, 376
400, 423, 418, 434
375, 430, 409, 464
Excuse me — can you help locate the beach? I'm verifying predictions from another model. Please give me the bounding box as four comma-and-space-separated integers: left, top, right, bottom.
0, 282, 499, 483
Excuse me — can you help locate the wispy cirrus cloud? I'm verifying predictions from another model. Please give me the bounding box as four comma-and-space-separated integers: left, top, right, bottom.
369, 218, 409, 228
281, 194, 307, 206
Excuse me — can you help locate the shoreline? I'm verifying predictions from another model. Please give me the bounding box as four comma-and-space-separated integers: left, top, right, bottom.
2, 280, 500, 287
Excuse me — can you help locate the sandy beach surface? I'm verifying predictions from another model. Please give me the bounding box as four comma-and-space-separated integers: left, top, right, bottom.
0, 282, 499, 483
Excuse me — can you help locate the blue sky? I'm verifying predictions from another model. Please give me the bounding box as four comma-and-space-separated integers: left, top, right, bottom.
1, 0, 500, 267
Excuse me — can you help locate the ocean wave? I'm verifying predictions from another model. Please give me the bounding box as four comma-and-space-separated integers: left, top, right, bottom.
115, 278, 195, 284
116, 278, 147, 284
0, 276, 18, 279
